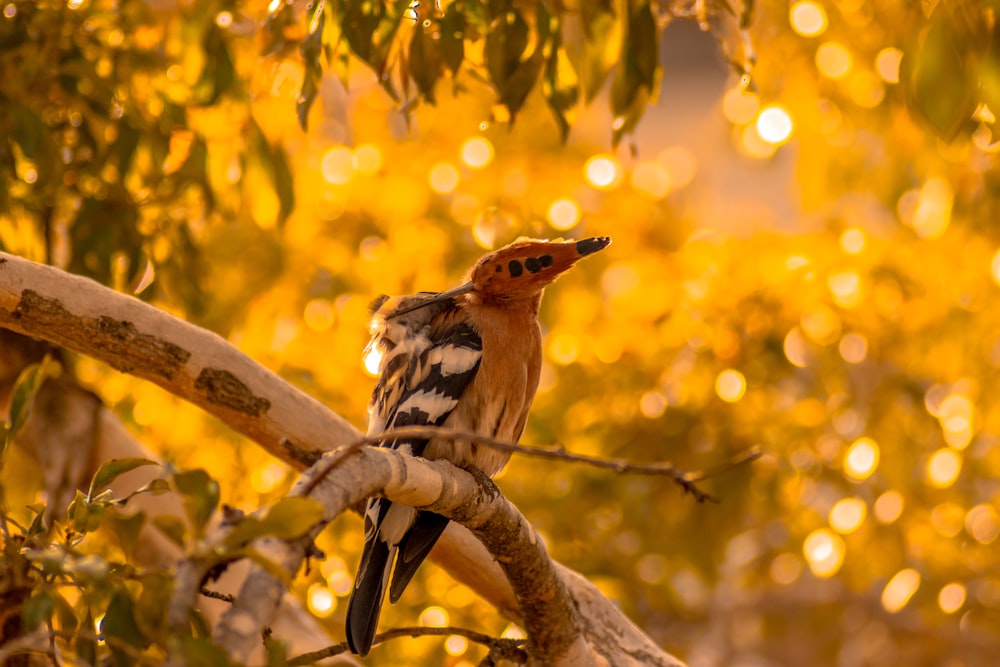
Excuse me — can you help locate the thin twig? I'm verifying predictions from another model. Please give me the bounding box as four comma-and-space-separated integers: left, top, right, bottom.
199, 587, 235, 604
286, 625, 527, 666
304, 426, 759, 503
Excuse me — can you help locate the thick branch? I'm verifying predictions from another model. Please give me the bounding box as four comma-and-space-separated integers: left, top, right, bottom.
0, 252, 357, 464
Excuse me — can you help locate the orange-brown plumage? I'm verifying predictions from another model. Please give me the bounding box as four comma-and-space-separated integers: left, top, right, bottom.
346, 236, 610, 656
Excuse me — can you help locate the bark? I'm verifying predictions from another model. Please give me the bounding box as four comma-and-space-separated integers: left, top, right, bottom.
0, 251, 685, 666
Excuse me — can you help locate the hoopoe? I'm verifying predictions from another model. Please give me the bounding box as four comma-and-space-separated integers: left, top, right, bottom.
345, 236, 612, 656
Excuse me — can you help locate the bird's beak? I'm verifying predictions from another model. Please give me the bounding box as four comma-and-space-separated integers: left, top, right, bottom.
384, 282, 474, 319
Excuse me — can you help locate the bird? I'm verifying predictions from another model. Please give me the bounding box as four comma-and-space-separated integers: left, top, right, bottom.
345, 236, 612, 656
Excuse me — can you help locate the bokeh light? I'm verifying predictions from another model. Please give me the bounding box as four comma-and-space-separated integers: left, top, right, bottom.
429, 161, 460, 194
547, 197, 581, 231
873, 491, 904, 524
790, 1, 827, 37
875, 47, 903, 84
815, 42, 853, 79
307, 583, 335, 617
585, 154, 621, 189
716, 369, 746, 402
938, 583, 966, 614
829, 497, 867, 534
844, 437, 879, 481
882, 568, 920, 613
321, 146, 353, 185
756, 106, 794, 145
803, 528, 845, 577
461, 137, 494, 169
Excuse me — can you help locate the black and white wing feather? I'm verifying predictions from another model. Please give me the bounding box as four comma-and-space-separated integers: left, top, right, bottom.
345, 293, 482, 657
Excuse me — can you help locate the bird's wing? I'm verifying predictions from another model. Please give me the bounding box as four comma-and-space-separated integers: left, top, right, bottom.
346, 296, 483, 656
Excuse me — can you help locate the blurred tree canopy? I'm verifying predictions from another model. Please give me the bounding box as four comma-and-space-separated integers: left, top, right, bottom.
3, 0, 1000, 665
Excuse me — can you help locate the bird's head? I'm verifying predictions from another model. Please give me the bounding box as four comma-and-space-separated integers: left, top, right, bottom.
467, 236, 612, 302
384, 237, 611, 318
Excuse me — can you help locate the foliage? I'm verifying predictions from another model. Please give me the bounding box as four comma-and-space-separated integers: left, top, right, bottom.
289, 0, 754, 143
4, 0, 1000, 666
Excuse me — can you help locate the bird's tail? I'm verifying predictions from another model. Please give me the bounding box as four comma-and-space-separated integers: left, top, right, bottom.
345, 537, 393, 657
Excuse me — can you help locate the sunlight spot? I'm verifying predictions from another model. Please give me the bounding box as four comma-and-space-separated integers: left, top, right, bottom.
801, 305, 841, 344
939, 583, 966, 614
585, 154, 621, 189
875, 47, 903, 84
829, 497, 866, 534
3, 4, 16, 18
631, 162, 672, 199
250, 463, 286, 494
303, 298, 334, 332
756, 105, 794, 145
307, 583, 335, 617
840, 227, 866, 254
419, 606, 449, 627
321, 146, 353, 185
816, 41, 853, 79
770, 553, 802, 585
549, 333, 580, 365
931, 502, 965, 538
783, 327, 809, 368
722, 88, 760, 124
215, 10, 233, 28
966, 504, 1000, 544
639, 391, 667, 418
327, 571, 353, 596
715, 369, 746, 402
873, 491, 904, 524
882, 569, 920, 613
910, 177, 952, 239
445, 635, 468, 656
547, 197, 581, 231
790, 1, 827, 37
740, 124, 777, 158
461, 137, 494, 169
839, 332, 868, 363
991, 248, 1000, 286
429, 162, 460, 194
636, 553, 667, 584
803, 528, 844, 577
353, 144, 383, 174
844, 437, 879, 481
938, 393, 973, 450
828, 270, 861, 308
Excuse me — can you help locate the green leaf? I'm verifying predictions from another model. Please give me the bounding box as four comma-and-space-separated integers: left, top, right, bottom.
22, 587, 55, 631
297, 0, 326, 131
611, 0, 659, 145
902, 6, 978, 141
89, 458, 159, 500
440, 3, 466, 73
78, 608, 98, 665
53, 591, 78, 632
107, 510, 147, 558
102, 589, 146, 667
152, 514, 187, 547
173, 468, 220, 535
265, 636, 288, 667
69, 489, 104, 534
8, 355, 60, 439
410, 23, 444, 103
540, 9, 579, 142
135, 572, 173, 642
176, 636, 232, 667
224, 497, 325, 548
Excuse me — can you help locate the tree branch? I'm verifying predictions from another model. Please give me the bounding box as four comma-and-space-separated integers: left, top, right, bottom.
0, 252, 686, 666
